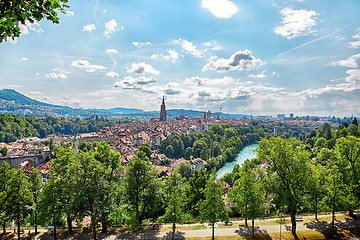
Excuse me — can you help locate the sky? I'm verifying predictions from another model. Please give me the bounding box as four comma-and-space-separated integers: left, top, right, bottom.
0, 0, 360, 117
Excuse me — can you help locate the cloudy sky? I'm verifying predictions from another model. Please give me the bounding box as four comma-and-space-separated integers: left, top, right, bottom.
1, 0, 360, 117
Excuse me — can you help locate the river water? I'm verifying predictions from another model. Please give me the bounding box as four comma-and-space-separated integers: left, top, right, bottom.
216, 144, 259, 179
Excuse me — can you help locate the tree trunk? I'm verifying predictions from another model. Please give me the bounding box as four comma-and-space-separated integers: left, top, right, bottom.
136, 200, 140, 227
315, 198, 318, 221
212, 222, 215, 240
101, 219, 107, 233
35, 211, 38, 234
290, 209, 299, 240
252, 218, 255, 236
244, 216, 248, 227
53, 217, 57, 240
2, 221, 5, 234
91, 218, 97, 240
332, 194, 336, 233
67, 215, 72, 235
172, 219, 175, 240
349, 209, 354, 217
17, 220, 20, 240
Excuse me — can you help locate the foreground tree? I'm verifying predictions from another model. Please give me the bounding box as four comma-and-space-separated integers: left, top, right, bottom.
163, 170, 186, 240
229, 162, 266, 236
2, 168, 33, 240
258, 137, 312, 240
124, 151, 161, 227
50, 146, 78, 235
0, 0, 69, 42
334, 136, 360, 215
199, 172, 228, 240
75, 151, 110, 240
93, 142, 122, 233
29, 168, 43, 235
40, 177, 65, 240
0, 162, 10, 234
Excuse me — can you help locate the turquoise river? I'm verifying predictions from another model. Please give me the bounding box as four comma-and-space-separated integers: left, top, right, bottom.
216, 144, 259, 179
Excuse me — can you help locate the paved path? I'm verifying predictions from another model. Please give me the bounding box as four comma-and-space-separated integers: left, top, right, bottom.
10, 214, 359, 239
120, 219, 360, 239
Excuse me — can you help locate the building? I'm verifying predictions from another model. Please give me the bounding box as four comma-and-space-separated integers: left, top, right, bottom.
160, 96, 167, 121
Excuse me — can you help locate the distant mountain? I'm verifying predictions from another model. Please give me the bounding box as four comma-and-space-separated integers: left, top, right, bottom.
0, 89, 63, 108
0, 89, 248, 119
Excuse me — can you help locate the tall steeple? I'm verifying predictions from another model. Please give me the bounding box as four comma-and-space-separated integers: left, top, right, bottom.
160, 96, 167, 121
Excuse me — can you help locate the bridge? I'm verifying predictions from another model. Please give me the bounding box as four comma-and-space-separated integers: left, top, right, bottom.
0, 150, 51, 169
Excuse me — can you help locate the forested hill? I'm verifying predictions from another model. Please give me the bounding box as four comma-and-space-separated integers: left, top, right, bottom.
0, 89, 63, 108
0, 114, 127, 143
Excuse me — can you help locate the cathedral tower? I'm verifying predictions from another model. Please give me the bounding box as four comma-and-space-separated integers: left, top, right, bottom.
160, 96, 167, 121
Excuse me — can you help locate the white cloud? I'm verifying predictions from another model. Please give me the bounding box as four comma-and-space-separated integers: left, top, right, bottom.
106, 71, 119, 78
105, 19, 123, 38
349, 32, 360, 48
132, 41, 151, 48
202, 49, 262, 72
300, 69, 360, 97
71, 59, 107, 72
177, 39, 207, 58
66, 11, 75, 16
83, 24, 96, 32
20, 20, 43, 34
114, 76, 158, 89
202, 0, 239, 19
127, 62, 160, 75
185, 76, 234, 86
45, 72, 67, 79
330, 53, 360, 68
6, 37, 17, 44
106, 49, 118, 54
274, 7, 319, 39
249, 71, 267, 78
151, 50, 179, 63
20, 57, 28, 61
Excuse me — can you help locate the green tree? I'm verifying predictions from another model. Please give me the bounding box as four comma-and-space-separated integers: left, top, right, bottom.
50, 146, 78, 235
186, 168, 208, 217
40, 176, 65, 240
124, 151, 161, 227
93, 141, 122, 233
229, 165, 266, 235
163, 170, 186, 240
333, 136, 360, 215
199, 172, 228, 240
0, 161, 10, 233
258, 137, 312, 240
0, 146, 7, 157
0, 0, 69, 43
138, 143, 152, 160
178, 161, 191, 179
29, 168, 43, 234
75, 151, 110, 240
165, 145, 175, 158
1, 168, 33, 240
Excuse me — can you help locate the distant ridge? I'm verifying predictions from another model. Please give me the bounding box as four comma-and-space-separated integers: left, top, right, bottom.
0, 89, 248, 118
0, 89, 65, 108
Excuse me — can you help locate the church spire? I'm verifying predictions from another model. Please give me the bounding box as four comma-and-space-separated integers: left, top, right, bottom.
160, 96, 167, 121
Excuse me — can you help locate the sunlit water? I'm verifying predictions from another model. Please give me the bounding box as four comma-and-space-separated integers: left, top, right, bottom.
216, 144, 259, 179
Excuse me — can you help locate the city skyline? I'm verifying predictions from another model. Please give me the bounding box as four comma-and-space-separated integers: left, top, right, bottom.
0, 0, 359, 117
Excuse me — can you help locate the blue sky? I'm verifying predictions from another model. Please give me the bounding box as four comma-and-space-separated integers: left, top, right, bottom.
1, 0, 359, 117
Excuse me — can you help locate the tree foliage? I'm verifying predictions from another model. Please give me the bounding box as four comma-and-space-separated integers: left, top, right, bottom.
0, 0, 69, 43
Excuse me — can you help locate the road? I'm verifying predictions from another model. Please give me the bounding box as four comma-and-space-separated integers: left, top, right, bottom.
17, 213, 360, 239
